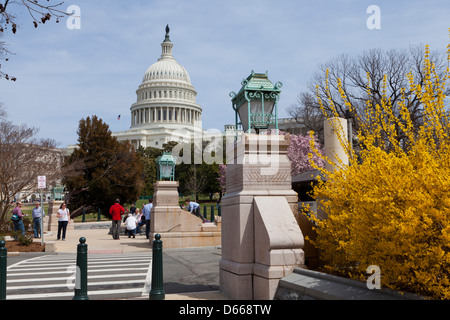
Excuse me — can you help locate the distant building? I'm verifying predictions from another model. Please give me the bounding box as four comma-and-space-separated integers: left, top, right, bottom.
269, 117, 308, 135
225, 117, 307, 137
112, 26, 203, 149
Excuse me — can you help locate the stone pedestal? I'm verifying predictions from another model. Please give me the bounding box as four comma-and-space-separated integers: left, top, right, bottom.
324, 117, 349, 172
44, 201, 74, 232
150, 181, 221, 248
219, 134, 304, 300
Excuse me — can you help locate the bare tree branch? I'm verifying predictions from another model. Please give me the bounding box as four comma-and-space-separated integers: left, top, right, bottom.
289, 45, 448, 149
0, 117, 62, 224
0, 0, 69, 80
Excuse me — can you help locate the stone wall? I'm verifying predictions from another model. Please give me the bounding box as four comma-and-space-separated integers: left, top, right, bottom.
275, 268, 424, 300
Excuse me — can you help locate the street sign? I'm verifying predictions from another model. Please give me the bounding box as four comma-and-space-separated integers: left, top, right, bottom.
38, 175, 46, 245
38, 176, 46, 189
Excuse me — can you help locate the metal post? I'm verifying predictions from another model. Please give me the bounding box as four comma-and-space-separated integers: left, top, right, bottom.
97, 208, 101, 221
210, 205, 215, 222
73, 237, 89, 300
0, 241, 6, 300
149, 234, 165, 300
203, 205, 207, 221
82, 207, 85, 223
40, 192, 44, 246
218, 205, 221, 217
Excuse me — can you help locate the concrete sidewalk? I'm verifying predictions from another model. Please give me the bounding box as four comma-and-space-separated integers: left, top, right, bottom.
42, 224, 227, 300
44, 225, 151, 254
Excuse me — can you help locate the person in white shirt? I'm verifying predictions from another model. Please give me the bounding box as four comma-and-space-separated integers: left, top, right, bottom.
124, 213, 137, 238
57, 203, 70, 241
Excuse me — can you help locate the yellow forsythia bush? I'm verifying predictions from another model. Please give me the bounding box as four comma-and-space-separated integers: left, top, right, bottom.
307, 43, 450, 299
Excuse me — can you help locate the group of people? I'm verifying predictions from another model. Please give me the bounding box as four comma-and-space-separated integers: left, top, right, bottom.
10, 197, 206, 242
109, 198, 153, 240
11, 200, 70, 241
108, 198, 208, 240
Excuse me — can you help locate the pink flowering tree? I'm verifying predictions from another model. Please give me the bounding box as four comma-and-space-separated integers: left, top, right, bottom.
218, 164, 227, 193
217, 132, 325, 195
287, 133, 325, 176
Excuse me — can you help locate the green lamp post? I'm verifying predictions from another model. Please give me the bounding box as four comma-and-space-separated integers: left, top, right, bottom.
156, 152, 176, 181
230, 70, 282, 137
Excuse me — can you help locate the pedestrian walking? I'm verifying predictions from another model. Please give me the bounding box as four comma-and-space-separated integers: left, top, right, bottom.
142, 199, 153, 239
109, 199, 125, 240
11, 201, 25, 239
57, 203, 70, 241
32, 201, 44, 238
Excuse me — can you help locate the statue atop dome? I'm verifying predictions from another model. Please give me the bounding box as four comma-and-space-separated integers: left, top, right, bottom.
164, 24, 171, 42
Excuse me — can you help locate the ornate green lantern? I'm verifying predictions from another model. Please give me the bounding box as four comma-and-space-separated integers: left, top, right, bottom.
156, 152, 176, 181
230, 70, 282, 135
52, 185, 65, 201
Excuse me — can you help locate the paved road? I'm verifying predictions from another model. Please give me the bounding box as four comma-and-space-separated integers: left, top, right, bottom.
4, 247, 222, 300
6, 252, 152, 300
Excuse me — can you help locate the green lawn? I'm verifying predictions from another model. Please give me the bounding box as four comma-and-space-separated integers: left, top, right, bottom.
20, 196, 224, 223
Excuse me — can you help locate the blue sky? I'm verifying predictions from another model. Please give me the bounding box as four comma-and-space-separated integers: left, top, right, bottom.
0, 0, 449, 148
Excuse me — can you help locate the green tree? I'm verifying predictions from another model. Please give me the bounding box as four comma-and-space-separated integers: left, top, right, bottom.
137, 145, 163, 197
169, 139, 222, 200
63, 116, 144, 217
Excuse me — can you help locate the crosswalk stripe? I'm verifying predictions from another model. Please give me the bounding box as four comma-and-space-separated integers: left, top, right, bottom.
7, 273, 145, 283
8, 264, 150, 273
7, 288, 145, 300
13, 259, 151, 266
7, 279, 147, 290
7, 267, 149, 277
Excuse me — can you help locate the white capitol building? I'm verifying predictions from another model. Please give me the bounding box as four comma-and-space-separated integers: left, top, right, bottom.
112, 25, 203, 149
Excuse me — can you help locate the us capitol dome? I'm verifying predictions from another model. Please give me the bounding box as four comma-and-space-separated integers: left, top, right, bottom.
113, 25, 203, 149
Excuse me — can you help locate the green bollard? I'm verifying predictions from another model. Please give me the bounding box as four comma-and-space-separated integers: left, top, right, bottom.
210, 205, 215, 222
149, 234, 165, 300
0, 241, 6, 300
97, 208, 101, 221
82, 208, 85, 223
73, 237, 89, 300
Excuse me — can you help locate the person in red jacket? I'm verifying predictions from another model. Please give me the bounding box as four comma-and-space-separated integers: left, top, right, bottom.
109, 198, 125, 240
